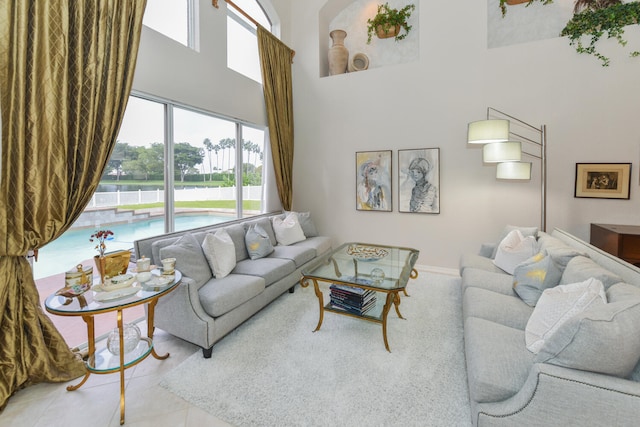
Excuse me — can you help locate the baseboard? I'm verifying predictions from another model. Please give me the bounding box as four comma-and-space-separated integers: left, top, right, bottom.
414, 264, 460, 277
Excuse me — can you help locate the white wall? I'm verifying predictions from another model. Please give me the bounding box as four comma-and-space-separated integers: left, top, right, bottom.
131, 0, 640, 270
285, 0, 640, 269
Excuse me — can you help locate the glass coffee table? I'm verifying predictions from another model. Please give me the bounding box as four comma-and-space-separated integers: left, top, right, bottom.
300, 243, 419, 352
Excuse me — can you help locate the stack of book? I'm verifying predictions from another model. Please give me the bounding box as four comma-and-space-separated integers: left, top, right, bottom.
329, 283, 377, 315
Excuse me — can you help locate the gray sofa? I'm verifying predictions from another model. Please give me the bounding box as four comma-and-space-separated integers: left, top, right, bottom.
134, 212, 331, 358
460, 227, 640, 427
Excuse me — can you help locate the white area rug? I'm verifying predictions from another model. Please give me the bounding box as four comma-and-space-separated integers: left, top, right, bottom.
160, 272, 470, 426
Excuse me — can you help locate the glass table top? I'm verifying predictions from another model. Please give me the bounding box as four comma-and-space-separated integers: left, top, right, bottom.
302, 243, 419, 290
44, 270, 181, 315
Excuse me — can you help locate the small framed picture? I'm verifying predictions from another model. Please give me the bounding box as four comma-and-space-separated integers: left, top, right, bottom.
398, 148, 440, 213
574, 163, 632, 199
356, 150, 392, 211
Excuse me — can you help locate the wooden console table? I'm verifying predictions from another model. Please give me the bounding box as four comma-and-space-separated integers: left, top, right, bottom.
590, 224, 640, 267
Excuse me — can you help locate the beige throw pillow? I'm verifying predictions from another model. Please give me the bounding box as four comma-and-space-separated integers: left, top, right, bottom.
272, 212, 306, 246
202, 228, 236, 278
493, 229, 537, 275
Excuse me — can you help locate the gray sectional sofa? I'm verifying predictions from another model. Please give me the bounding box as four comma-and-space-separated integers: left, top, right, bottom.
460, 227, 640, 426
134, 212, 331, 358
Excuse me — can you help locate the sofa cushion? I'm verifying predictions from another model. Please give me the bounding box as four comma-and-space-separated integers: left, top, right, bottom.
270, 245, 315, 268
464, 317, 535, 403
198, 274, 266, 318
159, 233, 212, 287
606, 282, 640, 303
560, 256, 623, 289
202, 229, 236, 278
459, 253, 505, 275
289, 236, 332, 258
295, 211, 319, 237
513, 252, 563, 306
461, 268, 515, 296
525, 278, 607, 354
535, 298, 640, 378
491, 225, 539, 258
232, 257, 296, 286
151, 235, 180, 266
273, 212, 306, 246
493, 229, 538, 275
245, 224, 274, 260
463, 287, 533, 330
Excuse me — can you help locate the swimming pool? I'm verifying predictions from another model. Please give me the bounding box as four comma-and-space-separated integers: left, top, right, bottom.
34, 214, 233, 279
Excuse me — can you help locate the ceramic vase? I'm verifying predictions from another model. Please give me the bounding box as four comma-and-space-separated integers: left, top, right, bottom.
328, 29, 349, 75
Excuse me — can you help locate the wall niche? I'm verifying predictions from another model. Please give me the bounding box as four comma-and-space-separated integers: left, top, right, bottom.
319, 0, 419, 78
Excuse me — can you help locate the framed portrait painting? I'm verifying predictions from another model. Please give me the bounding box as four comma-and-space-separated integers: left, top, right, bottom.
356, 150, 392, 211
574, 163, 631, 199
398, 148, 440, 214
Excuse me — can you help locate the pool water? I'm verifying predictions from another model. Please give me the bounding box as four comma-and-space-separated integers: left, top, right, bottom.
34, 215, 232, 279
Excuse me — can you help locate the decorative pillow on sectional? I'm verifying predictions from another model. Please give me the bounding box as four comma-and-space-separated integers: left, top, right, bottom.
560, 256, 623, 290
245, 224, 274, 260
294, 211, 318, 237
202, 228, 236, 278
493, 229, 538, 275
535, 298, 640, 378
513, 252, 563, 306
525, 278, 607, 354
272, 212, 306, 246
491, 225, 539, 258
159, 233, 212, 286
606, 282, 640, 303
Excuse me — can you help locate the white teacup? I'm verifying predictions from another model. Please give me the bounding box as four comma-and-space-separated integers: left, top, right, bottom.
136, 271, 152, 282
161, 257, 176, 273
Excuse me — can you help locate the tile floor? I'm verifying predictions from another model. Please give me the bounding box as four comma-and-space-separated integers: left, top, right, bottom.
1, 326, 233, 427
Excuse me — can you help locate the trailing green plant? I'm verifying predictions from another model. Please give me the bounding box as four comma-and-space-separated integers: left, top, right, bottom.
499, 0, 553, 18
366, 3, 416, 44
560, 2, 640, 66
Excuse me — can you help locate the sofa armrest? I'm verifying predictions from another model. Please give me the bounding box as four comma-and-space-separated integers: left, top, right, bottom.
154, 275, 216, 349
475, 363, 640, 427
479, 243, 496, 259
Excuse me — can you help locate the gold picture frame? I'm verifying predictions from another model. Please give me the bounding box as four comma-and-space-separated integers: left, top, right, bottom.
94, 250, 132, 279
574, 163, 632, 199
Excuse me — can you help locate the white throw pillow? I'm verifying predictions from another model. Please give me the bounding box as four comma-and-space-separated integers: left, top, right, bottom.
493, 229, 537, 275
201, 229, 236, 278
272, 212, 306, 246
525, 277, 607, 354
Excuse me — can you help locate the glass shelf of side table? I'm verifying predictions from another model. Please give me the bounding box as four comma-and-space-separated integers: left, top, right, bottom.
44, 269, 181, 425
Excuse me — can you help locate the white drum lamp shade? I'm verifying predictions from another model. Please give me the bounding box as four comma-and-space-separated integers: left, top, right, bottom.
483, 142, 522, 163
467, 119, 509, 144
497, 162, 532, 180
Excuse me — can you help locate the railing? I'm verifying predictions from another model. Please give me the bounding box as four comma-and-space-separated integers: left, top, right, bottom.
87, 185, 262, 208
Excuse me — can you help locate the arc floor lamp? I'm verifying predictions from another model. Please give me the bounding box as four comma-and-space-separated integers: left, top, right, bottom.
467, 107, 547, 232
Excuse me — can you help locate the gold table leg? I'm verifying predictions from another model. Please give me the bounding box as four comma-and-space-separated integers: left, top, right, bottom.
381, 292, 396, 352
301, 277, 325, 332
147, 299, 169, 360
67, 315, 93, 391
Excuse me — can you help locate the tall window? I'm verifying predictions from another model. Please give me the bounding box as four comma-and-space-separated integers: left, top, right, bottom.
33, 95, 267, 280
143, 0, 197, 49
227, 0, 271, 83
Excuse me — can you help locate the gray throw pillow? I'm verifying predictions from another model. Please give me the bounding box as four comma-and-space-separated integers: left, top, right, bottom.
560, 256, 623, 290
297, 211, 318, 237
535, 299, 640, 378
159, 233, 212, 286
513, 252, 563, 306
245, 224, 274, 260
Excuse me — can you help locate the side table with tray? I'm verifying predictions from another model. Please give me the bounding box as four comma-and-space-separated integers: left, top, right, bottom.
44, 267, 181, 425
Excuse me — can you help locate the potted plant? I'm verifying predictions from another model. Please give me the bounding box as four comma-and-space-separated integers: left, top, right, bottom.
366, 3, 416, 44
499, 0, 553, 17
560, 1, 640, 66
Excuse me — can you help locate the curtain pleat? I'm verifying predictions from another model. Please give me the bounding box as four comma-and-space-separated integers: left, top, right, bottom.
257, 27, 295, 211
0, 0, 146, 409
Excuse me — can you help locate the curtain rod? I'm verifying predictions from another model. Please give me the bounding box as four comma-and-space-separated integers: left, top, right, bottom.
212, 0, 296, 61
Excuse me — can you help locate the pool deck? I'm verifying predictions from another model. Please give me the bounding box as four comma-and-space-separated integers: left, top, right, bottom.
36, 258, 144, 349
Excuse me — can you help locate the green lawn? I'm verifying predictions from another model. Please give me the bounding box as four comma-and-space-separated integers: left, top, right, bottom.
101, 180, 225, 187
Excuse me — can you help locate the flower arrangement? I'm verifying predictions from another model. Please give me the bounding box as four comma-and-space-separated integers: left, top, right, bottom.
90, 229, 114, 258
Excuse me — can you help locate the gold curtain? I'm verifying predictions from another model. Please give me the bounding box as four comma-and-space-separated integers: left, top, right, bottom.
257, 27, 295, 211
0, 0, 146, 409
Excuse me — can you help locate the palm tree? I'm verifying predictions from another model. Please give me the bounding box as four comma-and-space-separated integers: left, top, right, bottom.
203, 138, 214, 181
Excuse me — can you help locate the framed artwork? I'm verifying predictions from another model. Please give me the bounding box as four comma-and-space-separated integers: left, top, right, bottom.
574, 163, 632, 199
356, 150, 392, 211
398, 148, 440, 214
